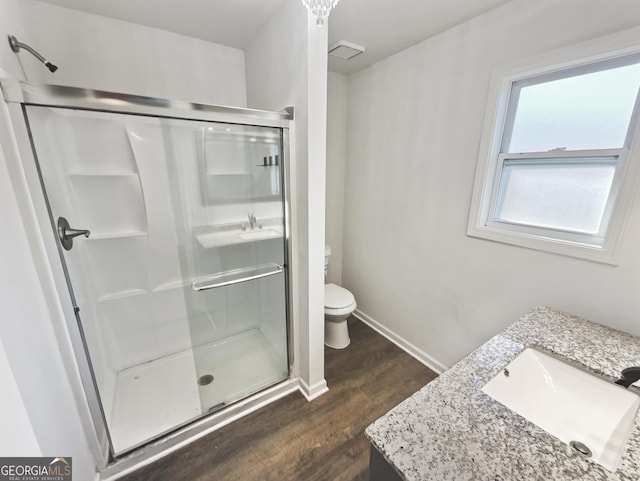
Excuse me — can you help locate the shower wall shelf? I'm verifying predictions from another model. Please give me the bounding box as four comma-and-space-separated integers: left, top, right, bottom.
152, 279, 191, 293
203, 152, 280, 201
87, 231, 148, 241
97, 289, 147, 303
68, 172, 140, 176
97, 279, 192, 304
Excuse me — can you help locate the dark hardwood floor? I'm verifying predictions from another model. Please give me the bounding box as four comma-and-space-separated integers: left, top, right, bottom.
121, 318, 437, 481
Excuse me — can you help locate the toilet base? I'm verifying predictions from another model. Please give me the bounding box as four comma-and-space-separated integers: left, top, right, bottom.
325, 318, 350, 349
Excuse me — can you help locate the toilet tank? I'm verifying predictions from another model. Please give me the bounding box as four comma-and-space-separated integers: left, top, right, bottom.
324, 245, 331, 273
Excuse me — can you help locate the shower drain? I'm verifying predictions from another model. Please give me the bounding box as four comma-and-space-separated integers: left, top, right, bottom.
198, 374, 214, 386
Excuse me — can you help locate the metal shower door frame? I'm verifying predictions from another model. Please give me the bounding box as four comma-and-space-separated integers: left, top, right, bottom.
1, 79, 296, 465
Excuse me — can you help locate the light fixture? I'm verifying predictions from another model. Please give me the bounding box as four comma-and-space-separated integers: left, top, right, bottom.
301, 0, 340, 27
328, 40, 365, 60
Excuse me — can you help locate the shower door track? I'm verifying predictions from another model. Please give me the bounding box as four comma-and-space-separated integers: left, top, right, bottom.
2, 79, 296, 474
2, 80, 294, 126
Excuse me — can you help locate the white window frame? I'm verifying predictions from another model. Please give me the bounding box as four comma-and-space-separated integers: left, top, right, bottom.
467, 28, 640, 265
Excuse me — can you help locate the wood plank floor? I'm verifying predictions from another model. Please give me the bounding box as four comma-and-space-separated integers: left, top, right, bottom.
121, 318, 438, 481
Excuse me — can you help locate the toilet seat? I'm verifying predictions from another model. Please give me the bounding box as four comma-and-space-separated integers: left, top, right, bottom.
325, 283, 355, 309
325, 301, 357, 318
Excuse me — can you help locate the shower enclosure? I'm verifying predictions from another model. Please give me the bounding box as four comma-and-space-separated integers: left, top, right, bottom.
5, 82, 292, 457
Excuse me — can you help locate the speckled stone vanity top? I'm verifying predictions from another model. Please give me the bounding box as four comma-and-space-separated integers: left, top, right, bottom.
365, 306, 640, 480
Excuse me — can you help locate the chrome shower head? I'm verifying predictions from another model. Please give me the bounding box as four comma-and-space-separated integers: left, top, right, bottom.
8, 34, 58, 73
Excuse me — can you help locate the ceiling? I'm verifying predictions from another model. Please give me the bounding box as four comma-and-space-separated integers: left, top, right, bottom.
35, 0, 290, 50
37, 0, 512, 75
327, 0, 511, 74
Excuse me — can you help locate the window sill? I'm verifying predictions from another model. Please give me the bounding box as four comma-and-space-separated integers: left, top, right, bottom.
466, 223, 619, 265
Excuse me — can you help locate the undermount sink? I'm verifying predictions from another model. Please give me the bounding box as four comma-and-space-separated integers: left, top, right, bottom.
482, 348, 640, 472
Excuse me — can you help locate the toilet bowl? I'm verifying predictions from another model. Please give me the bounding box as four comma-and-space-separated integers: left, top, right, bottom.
324, 283, 357, 349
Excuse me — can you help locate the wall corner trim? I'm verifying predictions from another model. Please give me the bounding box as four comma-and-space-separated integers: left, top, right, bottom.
353, 310, 449, 375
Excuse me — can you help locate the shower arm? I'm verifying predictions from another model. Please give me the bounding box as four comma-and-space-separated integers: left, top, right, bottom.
8, 35, 58, 73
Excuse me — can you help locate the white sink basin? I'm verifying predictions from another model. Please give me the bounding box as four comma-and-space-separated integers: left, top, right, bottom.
482, 348, 640, 472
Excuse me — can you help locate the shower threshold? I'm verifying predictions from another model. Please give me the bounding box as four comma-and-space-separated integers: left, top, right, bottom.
108, 328, 288, 455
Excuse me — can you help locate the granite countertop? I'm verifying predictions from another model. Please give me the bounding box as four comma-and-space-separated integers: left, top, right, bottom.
365, 306, 640, 480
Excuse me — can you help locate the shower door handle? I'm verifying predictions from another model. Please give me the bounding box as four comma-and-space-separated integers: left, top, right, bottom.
57, 217, 90, 251
192, 263, 284, 292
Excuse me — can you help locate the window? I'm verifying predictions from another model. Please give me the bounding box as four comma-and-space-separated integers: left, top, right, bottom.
468, 47, 640, 264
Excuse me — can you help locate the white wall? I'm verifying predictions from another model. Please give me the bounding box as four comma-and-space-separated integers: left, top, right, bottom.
325, 72, 348, 285
0, 101, 98, 476
20, 1, 247, 106
0, 0, 250, 474
245, 2, 329, 398
0, 335, 41, 456
342, 0, 640, 369
0, 0, 31, 80
0, 3, 102, 478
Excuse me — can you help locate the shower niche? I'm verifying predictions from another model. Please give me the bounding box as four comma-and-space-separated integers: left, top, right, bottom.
198, 126, 282, 204
22, 99, 291, 456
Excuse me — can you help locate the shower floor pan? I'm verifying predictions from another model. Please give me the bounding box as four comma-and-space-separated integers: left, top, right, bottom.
108, 328, 287, 454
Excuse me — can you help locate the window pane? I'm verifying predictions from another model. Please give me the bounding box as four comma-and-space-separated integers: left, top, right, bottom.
495, 160, 616, 234
508, 63, 640, 152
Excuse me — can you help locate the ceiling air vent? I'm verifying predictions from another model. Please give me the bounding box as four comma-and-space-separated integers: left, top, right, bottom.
328, 40, 365, 60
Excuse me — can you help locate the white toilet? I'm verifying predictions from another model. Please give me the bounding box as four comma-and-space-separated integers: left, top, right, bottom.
324, 246, 357, 349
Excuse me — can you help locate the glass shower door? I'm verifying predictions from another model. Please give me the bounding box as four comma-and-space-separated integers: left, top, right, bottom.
24, 105, 289, 455
161, 118, 289, 414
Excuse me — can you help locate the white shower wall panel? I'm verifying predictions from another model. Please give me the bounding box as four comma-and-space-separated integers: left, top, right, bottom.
98, 293, 154, 369
224, 281, 261, 333
126, 120, 185, 293
27, 108, 195, 377
191, 201, 284, 233
187, 250, 262, 345
86, 236, 148, 298
97, 116, 193, 372
257, 263, 289, 366
25, 102, 289, 452
162, 122, 284, 228
47, 113, 138, 175
26, 107, 119, 423
69, 174, 147, 235
98, 288, 193, 371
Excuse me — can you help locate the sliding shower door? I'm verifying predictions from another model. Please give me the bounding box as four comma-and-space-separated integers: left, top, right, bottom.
24, 105, 290, 455
161, 118, 289, 414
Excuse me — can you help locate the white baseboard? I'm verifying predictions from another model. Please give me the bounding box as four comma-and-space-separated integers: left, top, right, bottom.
298, 377, 329, 401
353, 309, 448, 374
